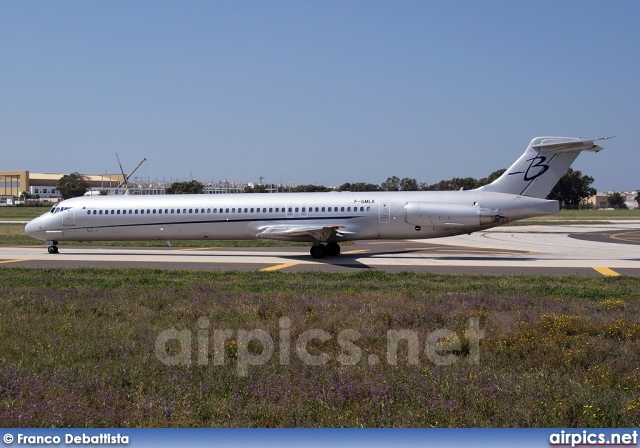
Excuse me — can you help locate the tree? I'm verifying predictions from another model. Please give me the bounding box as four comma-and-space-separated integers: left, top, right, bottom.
607, 192, 628, 209
20, 191, 39, 201
338, 182, 381, 192
400, 177, 419, 191
57, 172, 90, 199
476, 169, 507, 188
165, 180, 204, 194
244, 184, 269, 193
421, 177, 478, 191
547, 168, 596, 209
381, 176, 401, 191
290, 184, 333, 193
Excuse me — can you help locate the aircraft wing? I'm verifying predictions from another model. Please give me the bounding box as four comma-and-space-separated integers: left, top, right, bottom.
256, 224, 350, 242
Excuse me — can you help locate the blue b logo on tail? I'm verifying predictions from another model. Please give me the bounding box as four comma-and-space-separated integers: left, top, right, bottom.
523, 155, 549, 181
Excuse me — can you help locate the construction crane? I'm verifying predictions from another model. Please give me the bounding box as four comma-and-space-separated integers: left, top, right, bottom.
114, 154, 147, 195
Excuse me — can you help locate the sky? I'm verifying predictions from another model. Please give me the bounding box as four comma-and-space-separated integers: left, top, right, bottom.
1, 0, 639, 191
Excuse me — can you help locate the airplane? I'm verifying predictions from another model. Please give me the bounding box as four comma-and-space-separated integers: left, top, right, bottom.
25, 136, 608, 259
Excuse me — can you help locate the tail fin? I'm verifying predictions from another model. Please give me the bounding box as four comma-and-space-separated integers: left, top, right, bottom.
477, 136, 608, 198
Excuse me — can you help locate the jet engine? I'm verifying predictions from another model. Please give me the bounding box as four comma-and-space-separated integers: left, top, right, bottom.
404, 202, 502, 229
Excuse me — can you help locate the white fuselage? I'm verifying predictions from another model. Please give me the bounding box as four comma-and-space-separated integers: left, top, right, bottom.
25, 190, 558, 244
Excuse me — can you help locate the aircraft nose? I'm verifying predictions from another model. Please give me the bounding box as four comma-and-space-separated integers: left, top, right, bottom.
25, 218, 43, 239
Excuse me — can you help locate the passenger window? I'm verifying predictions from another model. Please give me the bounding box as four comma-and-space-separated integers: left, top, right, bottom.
232, 208, 236, 213
153, 210, 157, 214
117, 210, 120, 215
135, 210, 138, 214
263, 208, 266, 213
295, 207, 299, 212
250, 208, 254, 213
244, 208, 248, 213
367, 206, 371, 212
147, 209, 151, 214
321, 207, 325, 212
341, 207, 344, 212
360, 207, 364, 212
87, 210, 91, 215
99, 210, 103, 215
207, 208, 211, 213
225, 208, 229, 213
195, 209, 199, 214
189, 209, 193, 213
176, 209, 180, 214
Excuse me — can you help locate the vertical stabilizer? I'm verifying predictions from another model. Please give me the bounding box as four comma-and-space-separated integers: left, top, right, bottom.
477, 137, 606, 198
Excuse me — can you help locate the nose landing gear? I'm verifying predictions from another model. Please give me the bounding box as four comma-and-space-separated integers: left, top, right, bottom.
47, 240, 59, 254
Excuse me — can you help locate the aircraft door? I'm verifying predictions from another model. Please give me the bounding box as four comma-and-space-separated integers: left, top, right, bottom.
380, 201, 390, 223
62, 209, 76, 226
286, 205, 294, 218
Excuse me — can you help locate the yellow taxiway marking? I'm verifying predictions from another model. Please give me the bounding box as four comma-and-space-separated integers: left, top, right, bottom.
259, 263, 297, 272
611, 232, 640, 244
0, 259, 28, 265
593, 267, 621, 277
342, 249, 369, 254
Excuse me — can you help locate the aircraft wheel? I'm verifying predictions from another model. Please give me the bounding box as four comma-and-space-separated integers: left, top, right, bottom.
325, 242, 340, 257
310, 245, 326, 259
48, 245, 59, 254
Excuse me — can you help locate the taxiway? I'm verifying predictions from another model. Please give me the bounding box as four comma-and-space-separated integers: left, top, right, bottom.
1, 223, 638, 276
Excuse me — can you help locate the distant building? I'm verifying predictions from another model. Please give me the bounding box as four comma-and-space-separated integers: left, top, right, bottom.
586, 191, 639, 209
0, 171, 124, 200
0, 170, 294, 199
586, 193, 610, 209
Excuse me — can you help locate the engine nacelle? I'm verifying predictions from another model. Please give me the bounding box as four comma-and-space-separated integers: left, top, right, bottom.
404, 202, 502, 229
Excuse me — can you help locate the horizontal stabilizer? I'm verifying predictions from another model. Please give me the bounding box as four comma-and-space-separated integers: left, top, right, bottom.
532, 136, 612, 153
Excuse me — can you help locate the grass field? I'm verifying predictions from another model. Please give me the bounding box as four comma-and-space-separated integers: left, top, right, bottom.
0, 206, 50, 221
0, 268, 638, 427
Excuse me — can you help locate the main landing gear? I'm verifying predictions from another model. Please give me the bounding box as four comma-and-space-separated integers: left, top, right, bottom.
47, 241, 59, 254
310, 242, 341, 259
